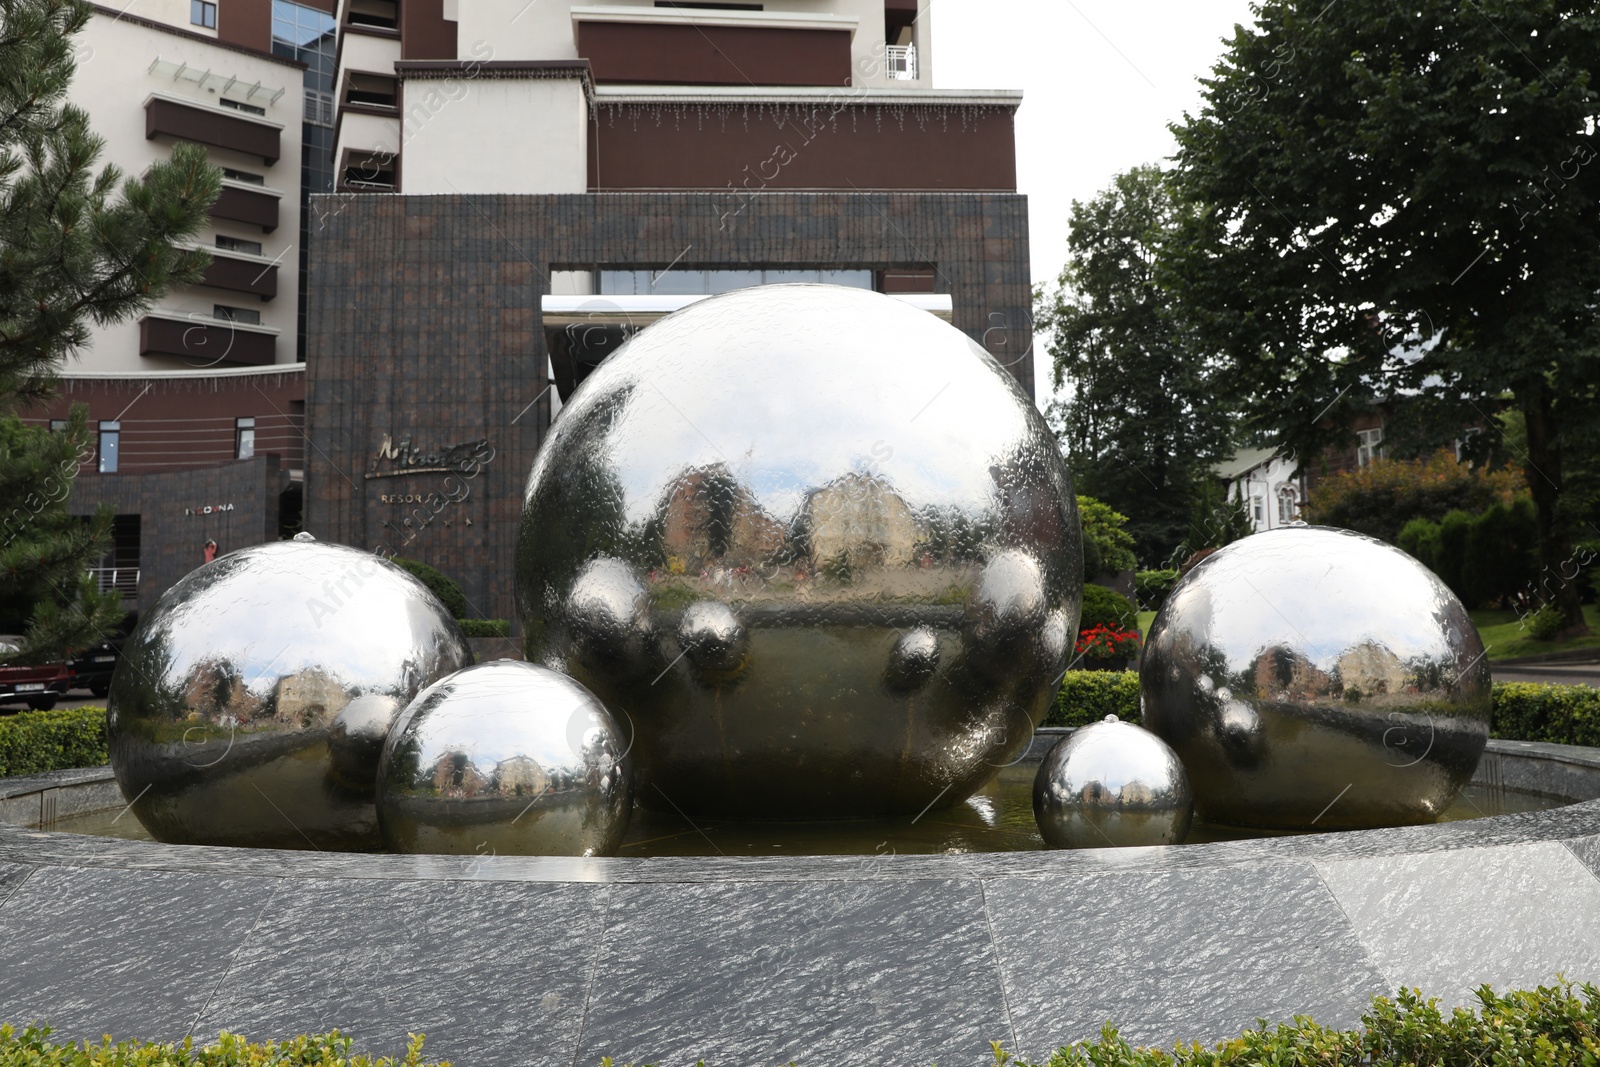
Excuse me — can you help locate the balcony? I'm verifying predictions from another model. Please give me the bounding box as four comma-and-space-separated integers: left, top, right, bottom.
140, 314, 277, 367
573, 6, 855, 87
145, 94, 283, 166
212, 182, 281, 233
90, 568, 140, 599
886, 44, 917, 80
199, 249, 279, 300
69, 411, 305, 474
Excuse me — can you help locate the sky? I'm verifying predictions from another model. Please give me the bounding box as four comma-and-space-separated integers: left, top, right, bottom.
935, 0, 1259, 407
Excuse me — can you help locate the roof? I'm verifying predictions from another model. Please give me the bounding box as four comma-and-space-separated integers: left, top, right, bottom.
1214, 446, 1281, 481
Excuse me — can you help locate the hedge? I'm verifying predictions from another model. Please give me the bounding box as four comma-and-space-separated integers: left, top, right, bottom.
0, 707, 107, 778
6, 983, 1596, 1067
0, 1027, 442, 1066
457, 618, 511, 639
1046, 673, 1600, 746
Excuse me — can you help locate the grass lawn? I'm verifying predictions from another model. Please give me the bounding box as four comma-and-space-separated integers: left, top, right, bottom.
1137, 610, 1156, 639
1471, 604, 1600, 661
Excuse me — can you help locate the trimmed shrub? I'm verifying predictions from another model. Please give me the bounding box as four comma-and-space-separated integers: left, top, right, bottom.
1526, 603, 1566, 641
994, 981, 1600, 1067
1078, 495, 1137, 575
1396, 501, 1536, 608
1492, 681, 1600, 747
0, 1026, 443, 1066
1079, 583, 1138, 632
390, 556, 469, 620
1134, 569, 1179, 613
1045, 670, 1140, 727
457, 618, 510, 638
0, 707, 107, 778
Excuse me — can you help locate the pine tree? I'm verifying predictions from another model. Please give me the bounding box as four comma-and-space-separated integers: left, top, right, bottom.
0, 0, 221, 661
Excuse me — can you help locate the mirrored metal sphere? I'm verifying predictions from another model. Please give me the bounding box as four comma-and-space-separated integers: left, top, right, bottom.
1141, 526, 1492, 830
516, 284, 1082, 818
1033, 715, 1194, 849
377, 661, 634, 857
107, 538, 472, 849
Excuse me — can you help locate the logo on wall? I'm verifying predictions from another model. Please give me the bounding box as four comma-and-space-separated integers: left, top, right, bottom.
364, 433, 493, 480
184, 503, 235, 515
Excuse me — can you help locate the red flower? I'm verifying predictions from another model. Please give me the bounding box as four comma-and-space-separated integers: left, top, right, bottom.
1075, 623, 1142, 659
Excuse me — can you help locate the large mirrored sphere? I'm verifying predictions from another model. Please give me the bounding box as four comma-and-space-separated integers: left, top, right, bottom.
1033, 715, 1193, 849
1141, 526, 1492, 830
107, 538, 472, 849
516, 285, 1081, 818
377, 660, 633, 856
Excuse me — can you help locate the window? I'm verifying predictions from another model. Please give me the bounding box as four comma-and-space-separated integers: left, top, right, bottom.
216, 235, 264, 256
344, 73, 398, 109
1251, 495, 1263, 525
597, 268, 874, 295
190, 0, 216, 28
98, 422, 120, 473
1276, 485, 1298, 524
220, 98, 268, 117
236, 417, 256, 460
214, 305, 262, 325
346, 0, 399, 29
1356, 427, 1384, 467
220, 167, 266, 186
341, 150, 396, 189
1455, 427, 1483, 462
48, 419, 67, 433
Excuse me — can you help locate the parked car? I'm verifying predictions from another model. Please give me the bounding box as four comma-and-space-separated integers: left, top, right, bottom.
0, 636, 74, 712
67, 636, 123, 699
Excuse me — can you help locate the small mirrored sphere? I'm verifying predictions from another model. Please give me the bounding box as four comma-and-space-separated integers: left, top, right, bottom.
1140, 526, 1492, 829
1033, 715, 1194, 849
377, 661, 634, 857
107, 539, 472, 849
516, 284, 1082, 818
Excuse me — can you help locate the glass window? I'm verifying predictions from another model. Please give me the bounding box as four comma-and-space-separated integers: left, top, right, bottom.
98, 422, 120, 473
220, 167, 266, 186
216, 235, 264, 256
236, 418, 256, 460
1356, 427, 1384, 467
220, 98, 267, 117
1251, 495, 1263, 524
190, 0, 216, 28
597, 268, 876, 296
1276, 486, 1297, 524
214, 305, 262, 325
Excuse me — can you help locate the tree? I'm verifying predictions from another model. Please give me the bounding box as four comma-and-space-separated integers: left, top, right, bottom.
0, 0, 220, 660
1076, 495, 1138, 577
1169, 0, 1600, 635
1037, 165, 1237, 567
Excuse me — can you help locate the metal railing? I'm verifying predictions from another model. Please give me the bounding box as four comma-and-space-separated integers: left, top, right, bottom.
304, 89, 335, 127
90, 568, 140, 598
885, 43, 917, 80
24, 413, 306, 475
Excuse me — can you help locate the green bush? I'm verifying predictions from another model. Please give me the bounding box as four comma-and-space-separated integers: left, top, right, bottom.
1302, 449, 1525, 543
1045, 670, 1140, 727
1526, 603, 1566, 641
457, 618, 510, 638
1492, 681, 1600, 747
1134, 569, 1179, 613
1079, 584, 1138, 632
1078, 496, 1138, 575
993, 981, 1600, 1067
0, 1026, 444, 1066
0, 707, 107, 778
1395, 500, 1536, 608
390, 556, 469, 620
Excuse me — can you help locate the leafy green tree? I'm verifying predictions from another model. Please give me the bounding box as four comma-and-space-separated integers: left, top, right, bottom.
1077, 495, 1138, 576
1038, 165, 1237, 566
0, 0, 220, 660
1171, 479, 1254, 566
1169, 0, 1600, 635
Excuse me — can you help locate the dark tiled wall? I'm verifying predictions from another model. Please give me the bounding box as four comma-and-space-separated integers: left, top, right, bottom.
67, 457, 283, 615
303, 191, 1033, 624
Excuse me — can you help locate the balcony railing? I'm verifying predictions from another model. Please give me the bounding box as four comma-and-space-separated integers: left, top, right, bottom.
885, 43, 917, 80
90, 568, 140, 598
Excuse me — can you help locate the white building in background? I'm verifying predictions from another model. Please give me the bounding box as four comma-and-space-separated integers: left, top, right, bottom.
1218, 447, 1308, 534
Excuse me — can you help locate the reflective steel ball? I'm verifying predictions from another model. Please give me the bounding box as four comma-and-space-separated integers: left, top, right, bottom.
1033, 715, 1193, 849
516, 285, 1081, 818
1141, 526, 1492, 830
107, 537, 472, 849
377, 661, 633, 856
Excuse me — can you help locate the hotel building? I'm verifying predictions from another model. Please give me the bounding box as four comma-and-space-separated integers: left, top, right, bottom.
42, 0, 1031, 628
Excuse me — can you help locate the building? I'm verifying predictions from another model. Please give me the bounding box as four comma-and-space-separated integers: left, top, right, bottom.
24, 1, 339, 613
1219, 447, 1308, 534
303, 0, 1032, 624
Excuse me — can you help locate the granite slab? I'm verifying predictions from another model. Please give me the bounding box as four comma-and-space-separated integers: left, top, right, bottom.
983, 862, 1388, 1056
192, 878, 609, 1067
1316, 842, 1600, 1007
0, 865, 279, 1043
574, 877, 1012, 1067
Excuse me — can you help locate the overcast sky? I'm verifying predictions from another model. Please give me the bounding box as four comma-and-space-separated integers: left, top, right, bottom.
936, 0, 1258, 406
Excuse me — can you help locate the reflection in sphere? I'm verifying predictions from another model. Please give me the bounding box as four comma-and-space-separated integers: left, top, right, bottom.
377, 661, 633, 857
1033, 715, 1193, 849
107, 538, 471, 849
516, 284, 1082, 817
1140, 526, 1492, 830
